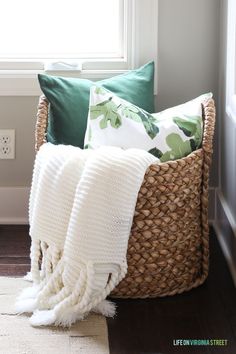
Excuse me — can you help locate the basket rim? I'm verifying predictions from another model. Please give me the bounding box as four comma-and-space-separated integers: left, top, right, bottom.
148, 147, 203, 169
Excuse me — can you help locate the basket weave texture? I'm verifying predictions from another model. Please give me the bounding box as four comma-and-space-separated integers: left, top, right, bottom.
35, 97, 215, 298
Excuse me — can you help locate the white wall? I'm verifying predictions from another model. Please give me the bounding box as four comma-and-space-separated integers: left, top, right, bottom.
0, 0, 221, 222
215, 0, 236, 285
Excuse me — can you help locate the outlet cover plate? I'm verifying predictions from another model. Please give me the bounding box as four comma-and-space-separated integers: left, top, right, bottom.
0, 129, 15, 159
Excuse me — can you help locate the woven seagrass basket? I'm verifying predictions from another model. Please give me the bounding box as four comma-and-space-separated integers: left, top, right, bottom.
35, 96, 215, 298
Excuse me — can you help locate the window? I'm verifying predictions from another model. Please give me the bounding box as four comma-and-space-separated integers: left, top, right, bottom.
0, 0, 158, 95
226, 0, 236, 119
0, 0, 122, 61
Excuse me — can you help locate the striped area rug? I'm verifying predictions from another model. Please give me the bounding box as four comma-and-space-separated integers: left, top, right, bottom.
0, 277, 109, 354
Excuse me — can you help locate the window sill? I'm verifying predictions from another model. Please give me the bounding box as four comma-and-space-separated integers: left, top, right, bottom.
0, 69, 130, 96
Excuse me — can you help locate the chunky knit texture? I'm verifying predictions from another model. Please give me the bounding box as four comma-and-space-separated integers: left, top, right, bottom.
15, 143, 157, 326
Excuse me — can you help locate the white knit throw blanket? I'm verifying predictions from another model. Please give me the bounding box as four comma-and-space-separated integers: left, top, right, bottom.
15, 143, 157, 327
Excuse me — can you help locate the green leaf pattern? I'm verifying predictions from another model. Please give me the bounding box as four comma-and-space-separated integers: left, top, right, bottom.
90, 96, 159, 139
148, 147, 163, 159
173, 116, 202, 147
94, 86, 106, 95
90, 98, 122, 129
87, 86, 204, 162
160, 134, 192, 162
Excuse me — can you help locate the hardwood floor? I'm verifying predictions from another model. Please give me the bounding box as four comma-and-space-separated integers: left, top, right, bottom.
0, 225, 235, 354
0, 225, 30, 276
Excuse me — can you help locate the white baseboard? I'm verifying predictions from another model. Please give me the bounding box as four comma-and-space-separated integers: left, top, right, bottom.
214, 190, 236, 287
0, 187, 30, 224
213, 222, 236, 287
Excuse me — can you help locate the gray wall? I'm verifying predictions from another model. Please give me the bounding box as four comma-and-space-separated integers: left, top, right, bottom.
0, 97, 38, 187
0, 0, 220, 218
157, 0, 220, 194
157, 0, 220, 112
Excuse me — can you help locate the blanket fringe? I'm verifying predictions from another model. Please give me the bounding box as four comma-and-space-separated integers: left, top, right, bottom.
30, 240, 62, 283
34, 262, 127, 326
17, 257, 127, 326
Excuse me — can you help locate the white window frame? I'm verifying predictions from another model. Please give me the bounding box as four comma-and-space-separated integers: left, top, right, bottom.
0, 0, 158, 96
226, 0, 236, 121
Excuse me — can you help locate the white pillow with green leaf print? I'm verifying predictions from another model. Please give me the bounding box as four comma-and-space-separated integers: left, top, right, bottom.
84, 85, 212, 162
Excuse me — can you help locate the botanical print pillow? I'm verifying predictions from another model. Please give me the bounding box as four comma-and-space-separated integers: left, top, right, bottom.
84, 86, 212, 162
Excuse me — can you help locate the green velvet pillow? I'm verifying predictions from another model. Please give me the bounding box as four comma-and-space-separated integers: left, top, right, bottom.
38, 62, 155, 147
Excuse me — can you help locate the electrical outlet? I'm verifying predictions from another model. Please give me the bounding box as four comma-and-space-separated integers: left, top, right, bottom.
1, 146, 11, 155
0, 129, 15, 159
1, 135, 11, 144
